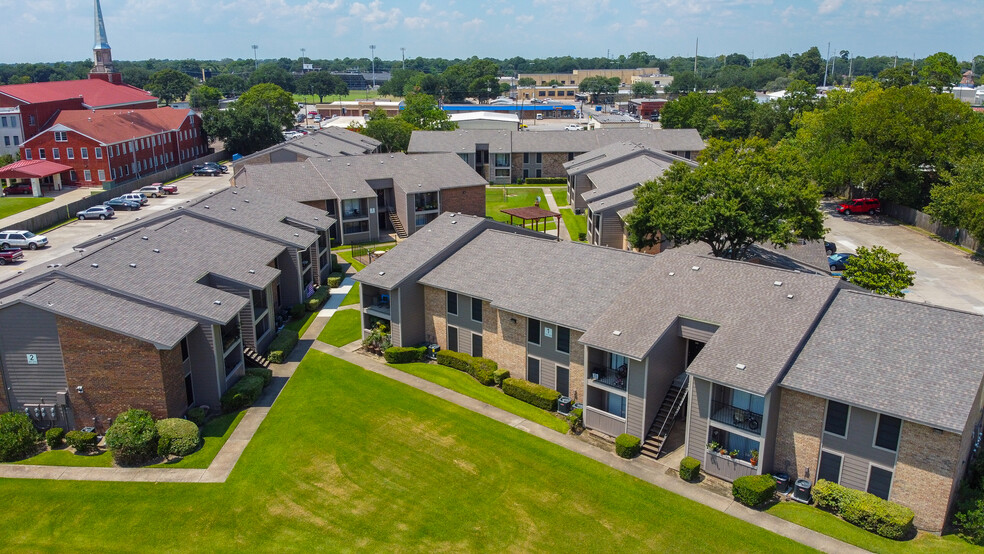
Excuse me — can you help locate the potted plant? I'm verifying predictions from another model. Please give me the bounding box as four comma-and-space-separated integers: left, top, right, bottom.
729, 449, 739, 459
706, 441, 720, 452
750, 450, 759, 467
719, 447, 729, 456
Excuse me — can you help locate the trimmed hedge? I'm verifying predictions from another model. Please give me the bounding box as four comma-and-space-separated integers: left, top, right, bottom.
525, 177, 567, 184
65, 430, 98, 453
289, 303, 306, 319
156, 418, 201, 456
680, 456, 701, 481
578, 232, 587, 241
615, 434, 641, 459
732, 474, 777, 507
384, 346, 426, 364
0, 412, 40, 462
436, 351, 497, 386
306, 286, 331, 312
502, 378, 561, 411
330, 253, 340, 272
186, 407, 207, 427
267, 329, 299, 364
246, 367, 273, 388
812, 479, 914, 540
327, 273, 344, 288
492, 368, 510, 387
45, 427, 65, 449
220, 375, 265, 413
105, 409, 159, 466
567, 408, 584, 433
436, 350, 471, 371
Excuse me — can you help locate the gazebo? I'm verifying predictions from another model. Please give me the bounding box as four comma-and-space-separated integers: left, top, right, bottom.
501, 206, 562, 238
0, 160, 73, 197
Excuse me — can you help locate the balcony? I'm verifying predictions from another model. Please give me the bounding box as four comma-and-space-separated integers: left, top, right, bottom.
710, 400, 763, 435
414, 192, 439, 213
589, 365, 627, 391
365, 294, 391, 319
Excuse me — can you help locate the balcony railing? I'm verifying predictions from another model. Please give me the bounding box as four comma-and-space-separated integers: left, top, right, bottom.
710, 400, 763, 435
589, 365, 627, 391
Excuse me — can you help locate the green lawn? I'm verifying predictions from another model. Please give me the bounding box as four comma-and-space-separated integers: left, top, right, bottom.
486, 187, 558, 231
337, 249, 365, 271
0, 196, 54, 219
389, 362, 569, 433
148, 410, 246, 469
767, 502, 978, 553
552, 187, 570, 207
294, 91, 395, 104
284, 309, 319, 337
317, 309, 362, 347
340, 281, 361, 306
561, 208, 587, 241
0, 351, 819, 550
12, 448, 112, 467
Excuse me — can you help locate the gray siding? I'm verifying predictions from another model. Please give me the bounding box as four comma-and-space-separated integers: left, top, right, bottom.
599, 210, 626, 249
839, 454, 871, 491
763, 388, 782, 473
526, 320, 572, 369
209, 275, 254, 349
190, 322, 221, 408
687, 377, 711, 460
397, 284, 426, 348
626, 358, 647, 438
396, 188, 411, 237
0, 304, 67, 409
821, 405, 898, 469
705, 452, 758, 480
276, 250, 302, 308
585, 407, 625, 437
269, 150, 300, 164
446, 293, 483, 334
644, 329, 686, 435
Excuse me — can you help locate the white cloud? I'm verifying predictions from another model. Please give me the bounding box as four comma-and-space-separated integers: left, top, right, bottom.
516, 14, 534, 24
817, 0, 844, 15
419, 0, 433, 10
404, 16, 430, 29
349, 0, 402, 29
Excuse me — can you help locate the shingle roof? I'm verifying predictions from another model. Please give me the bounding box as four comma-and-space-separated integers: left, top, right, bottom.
20, 279, 196, 349
586, 188, 637, 212
42, 108, 194, 145
781, 289, 984, 432
0, 79, 156, 108
418, 230, 658, 331
408, 128, 704, 156
408, 129, 513, 155
0, 159, 74, 179
580, 252, 839, 395
234, 127, 380, 166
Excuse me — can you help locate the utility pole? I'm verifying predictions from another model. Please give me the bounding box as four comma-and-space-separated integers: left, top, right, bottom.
251, 44, 258, 70
370, 44, 376, 88
822, 42, 830, 87
401, 47, 405, 69
848, 56, 853, 86
694, 37, 699, 91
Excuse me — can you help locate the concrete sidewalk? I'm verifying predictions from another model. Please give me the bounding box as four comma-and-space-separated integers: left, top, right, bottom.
539, 186, 569, 241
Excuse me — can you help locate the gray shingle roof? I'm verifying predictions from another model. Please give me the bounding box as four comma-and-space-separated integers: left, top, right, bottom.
781, 289, 984, 432
581, 155, 684, 204
418, 230, 658, 331
408, 129, 512, 155
20, 279, 197, 349
408, 128, 705, 156
586, 188, 636, 212
233, 127, 379, 167
580, 251, 839, 395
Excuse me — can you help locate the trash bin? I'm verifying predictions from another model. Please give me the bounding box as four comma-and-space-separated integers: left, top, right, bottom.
558, 396, 573, 414
792, 479, 812, 504
773, 472, 790, 494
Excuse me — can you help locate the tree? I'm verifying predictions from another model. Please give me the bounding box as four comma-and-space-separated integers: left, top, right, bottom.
625, 138, 825, 259
207, 74, 247, 97
469, 74, 501, 103
920, 51, 961, 93
660, 92, 713, 132
793, 47, 824, 84
399, 93, 456, 130
188, 85, 222, 110
926, 155, 984, 245
518, 77, 536, 86
203, 104, 282, 156
378, 68, 423, 96
842, 245, 915, 298
630, 81, 656, 97
878, 65, 915, 88
362, 109, 413, 152
751, 79, 817, 142
706, 87, 757, 140
146, 69, 196, 105
236, 83, 296, 129
122, 66, 151, 89
249, 63, 295, 93
666, 71, 703, 94
578, 76, 620, 104
296, 71, 347, 102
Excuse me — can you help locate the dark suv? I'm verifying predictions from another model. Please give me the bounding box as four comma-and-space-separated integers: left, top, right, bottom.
837, 198, 881, 215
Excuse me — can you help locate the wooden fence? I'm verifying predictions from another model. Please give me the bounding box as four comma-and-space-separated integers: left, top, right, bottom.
883, 201, 981, 254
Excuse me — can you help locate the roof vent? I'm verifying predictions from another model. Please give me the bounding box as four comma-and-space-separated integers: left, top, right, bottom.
773, 281, 782, 287
128, 263, 136, 268
417, 183, 422, 187
612, 330, 622, 336
691, 266, 699, 271
141, 236, 148, 240
231, 207, 236, 211
314, 217, 318, 220
204, 205, 209, 209
668, 272, 675, 276
153, 248, 160, 253
232, 190, 238, 195
293, 233, 299, 237
378, 271, 385, 276
451, 220, 456, 224
346, 162, 350, 166
90, 263, 99, 268
787, 294, 794, 299
248, 269, 255, 274
213, 300, 221, 305
736, 363, 746, 371
244, 199, 249, 203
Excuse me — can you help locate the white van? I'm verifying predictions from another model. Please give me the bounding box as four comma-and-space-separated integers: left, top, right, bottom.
535, 114, 543, 120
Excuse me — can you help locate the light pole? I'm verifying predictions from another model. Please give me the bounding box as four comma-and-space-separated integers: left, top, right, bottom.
369, 45, 376, 88
251, 44, 258, 70
401, 47, 405, 70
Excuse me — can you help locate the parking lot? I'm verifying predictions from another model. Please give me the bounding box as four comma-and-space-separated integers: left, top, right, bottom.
0, 173, 233, 276
823, 200, 984, 314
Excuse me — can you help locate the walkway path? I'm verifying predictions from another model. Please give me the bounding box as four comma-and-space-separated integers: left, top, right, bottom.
539, 186, 569, 241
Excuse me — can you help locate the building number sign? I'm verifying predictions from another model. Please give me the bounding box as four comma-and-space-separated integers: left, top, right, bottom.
26, 354, 38, 365
544, 328, 553, 338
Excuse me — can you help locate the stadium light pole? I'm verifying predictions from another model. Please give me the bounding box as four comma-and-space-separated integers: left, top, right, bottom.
251, 44, 258, 70
370, 44, 376, 88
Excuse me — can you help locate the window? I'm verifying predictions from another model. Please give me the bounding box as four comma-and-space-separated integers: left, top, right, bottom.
97, 169, 105, 181
472, 333, 483, 358
28, 115, 35, 126
110, 168, 115, 179
471, 298, 482, 322
874, 414, 902, 451
528, 318, 540, 345
1, 116, 6, 127
24, 148, 31, 160
523, 153, 529, 163
2, 136, 8, 146
38, 148, 45, 159
535, 169, 542, 178
69, 170, 77, 181
867, 466, 893, 500
556, 366, 570, 397
67, 147, 74, 159
494, 153, 509, 167
557, 326, 570, 354
536, 153, 542, 163
95, 147, 102, 159
51, 148, 59, 159
606, 391, 626, 418
817, 450, 843, 484
824, 401, 850, 437
83, 169, 91, 181
180, 338, 190, 361
12, 136, 17, 145
81, 147, 88, 159
10, 117, 15, 128
447, 291, 458, 315
448, 326, 458, 352
184, 374, 194, 407
341, 198, 363, 218
527, 357, 540, 384
342, 221, 369, 234
54, 131, 67, 142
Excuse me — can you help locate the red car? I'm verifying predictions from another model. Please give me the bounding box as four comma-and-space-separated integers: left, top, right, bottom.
152, 182, 178, 195
2, 183, 33, 195
0, 247, 24, 265
837, 198, 881, 215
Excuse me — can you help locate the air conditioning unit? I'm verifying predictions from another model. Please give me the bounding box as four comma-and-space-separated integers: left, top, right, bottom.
425, 343, 440, 360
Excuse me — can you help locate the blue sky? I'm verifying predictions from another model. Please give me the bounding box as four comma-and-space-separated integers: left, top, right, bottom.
2, 0, 982, 65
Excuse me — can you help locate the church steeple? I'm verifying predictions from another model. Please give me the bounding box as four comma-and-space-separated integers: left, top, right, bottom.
94, 0, 110, 51
89, 0, 122, 84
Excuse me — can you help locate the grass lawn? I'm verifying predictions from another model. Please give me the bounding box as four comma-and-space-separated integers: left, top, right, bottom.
389, 362, 569, 433
148, 410, 246, 469
337, 249, 365, 271
552, 187, 569, 207
317, 309, 362, 347
0, 196, 54, 219
0, 351, 818, 550
486, 187, 558, 231
294, 92, 395, 104
340, 281, 361, 306
561, 208, 587, 241
767, 502, 978, 553
284, 309, 319, 337
12, 448, 112, 467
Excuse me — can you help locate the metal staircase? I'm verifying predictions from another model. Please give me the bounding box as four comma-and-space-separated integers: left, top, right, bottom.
640, 374, 690, 461
243, 347, 270, 368
388, 212, 408, 239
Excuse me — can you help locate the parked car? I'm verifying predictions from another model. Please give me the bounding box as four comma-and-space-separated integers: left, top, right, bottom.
155, 182, 178, 194
103, 196, 141, 211
193, 162, 228, 176
2, 183, 33, 195
0, 230, 48, 250
828, 252, 856, 272
565, 124, 582, 131
192, 165, 223, 177
837, 198, 881, 215
649, 113, 660, 122
77, 205, 115, 220
120, 192, 149, 205
825, 241, 836, 256
136, 185, 166, 198
308, 110, 318, 117
0, 247, 24, 265
313, 115, 322, 122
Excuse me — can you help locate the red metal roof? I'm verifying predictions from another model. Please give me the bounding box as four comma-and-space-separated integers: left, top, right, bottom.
46, 107, 195, 144
0, 79, 156, 108
500, 206, 561, 220
0, 159, 73, 178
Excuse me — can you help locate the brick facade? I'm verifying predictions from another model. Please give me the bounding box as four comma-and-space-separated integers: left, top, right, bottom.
423, 285, 447, 347
483, 307, 527, 377
440, 185, 486, 218
57, 317, 187, 432
541, 153, 571, 180
772, 388, 825, 481
569, 330, 586, 404
893, 422, 964, 532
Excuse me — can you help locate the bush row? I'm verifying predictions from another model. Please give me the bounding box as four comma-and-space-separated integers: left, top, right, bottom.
522, 177, 567, 184
732, 474, 777, 507
306, 285, 331, 312
246, 367, 273, 387
501, 378, 561, 411
45, 427, 65, 449
220, 375, 266, 413
812, 479, 914, 540
384, 346, 426, 364
615, 434, 641, 459
436, 351, 497, 386
267, 329, 299, 364
327, 273, 345, 288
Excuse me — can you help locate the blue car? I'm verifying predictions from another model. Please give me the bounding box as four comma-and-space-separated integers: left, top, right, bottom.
828, 253, 855, 272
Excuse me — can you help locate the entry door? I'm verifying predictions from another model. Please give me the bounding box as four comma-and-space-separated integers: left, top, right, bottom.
447, 326, 458, 352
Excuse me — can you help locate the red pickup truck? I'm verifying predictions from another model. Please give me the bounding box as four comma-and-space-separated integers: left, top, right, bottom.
151, 182, 178, 195
0, 248, 24, 265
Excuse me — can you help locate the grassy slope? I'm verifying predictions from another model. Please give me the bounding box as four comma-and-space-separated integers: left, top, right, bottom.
0, 196, 54, 219
389, 362, 568, 433
486, 187, 557, 231
561, 208, 587, 241
0, 351, 818, 550
317, 309, 362, 347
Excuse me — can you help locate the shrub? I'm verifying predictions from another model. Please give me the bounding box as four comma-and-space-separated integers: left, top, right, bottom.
502, 378, 561, 411
45, 427, 65, 449
330, 253, 340, 272
220, 375, 265, 412
615, 434, 641, 459
732, 474, 777, 507
289, 303, 306, 318
306, 285, 331, 311
470, 358, 498, 386
955, 487, 984, 545
567, 408, 583, 433
327, 273, 344, 288
384, 346, 427, 364
156, 418, 201, 457
105, 409, 159, 466
841, 494, 914, 540
578, 232, 587, 241
525, 177, 567, 184
436, 350, 472, 372
267, 329, 299, 364
185, 407, 207, 427
0, 412, 40, 462
246, 366, 273, 387
680, 456, 701, 481
812, 479, 864, 512
65, 430, 99, 453
492, 368, 510, 387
